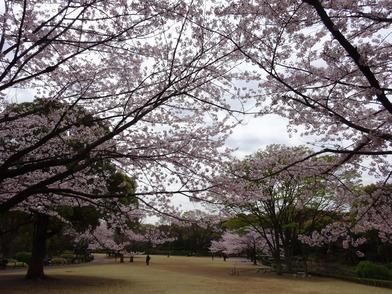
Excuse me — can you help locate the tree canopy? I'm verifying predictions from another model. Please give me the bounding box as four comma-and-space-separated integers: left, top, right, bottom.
1, 0, 391, 279
0, 0, 241, 219
210, 145, 360, 273
210, 0, 392, 174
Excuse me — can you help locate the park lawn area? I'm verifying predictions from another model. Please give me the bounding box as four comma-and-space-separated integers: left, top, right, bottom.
1, 255, 392, 294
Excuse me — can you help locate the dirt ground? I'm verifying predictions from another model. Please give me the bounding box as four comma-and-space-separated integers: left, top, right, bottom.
1, 255, 391, 294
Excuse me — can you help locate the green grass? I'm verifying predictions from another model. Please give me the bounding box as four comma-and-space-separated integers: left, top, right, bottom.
1, 254, 392, 294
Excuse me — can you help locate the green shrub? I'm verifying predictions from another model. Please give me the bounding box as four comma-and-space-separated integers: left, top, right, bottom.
356, 261, 392, 280
51, 257, 67, 265
60, 253, 75, 260
5, 259, 27, 268
15, 252, 31, 265
13, 261, 28, 267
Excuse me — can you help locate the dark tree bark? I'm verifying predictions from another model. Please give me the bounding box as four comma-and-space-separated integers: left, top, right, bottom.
251, 245, 257, 265
25, 213, 49, 280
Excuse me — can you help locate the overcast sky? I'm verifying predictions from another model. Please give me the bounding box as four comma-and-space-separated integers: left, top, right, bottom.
161, 114, 317, 221
226, 113, 313, 159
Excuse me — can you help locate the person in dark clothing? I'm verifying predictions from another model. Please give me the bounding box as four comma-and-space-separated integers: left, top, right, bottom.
0, 259, 8, 269
146, 255, 151, 265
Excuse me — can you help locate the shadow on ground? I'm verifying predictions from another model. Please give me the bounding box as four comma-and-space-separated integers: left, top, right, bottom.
0, 274, 128, 294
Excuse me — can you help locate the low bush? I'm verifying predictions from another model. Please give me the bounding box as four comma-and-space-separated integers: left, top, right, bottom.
51, 257, 67, 265
60, 253, 75, 260
5, 259, 27, 268
15, 252, 31, 265
12, 261, 28, 267
356, 261, 392, 280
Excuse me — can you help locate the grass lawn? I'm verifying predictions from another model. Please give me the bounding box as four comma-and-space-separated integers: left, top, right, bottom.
1, 254, 391, 294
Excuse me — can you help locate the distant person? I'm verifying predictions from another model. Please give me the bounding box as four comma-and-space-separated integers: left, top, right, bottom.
0, 258, 7, 269
146, 255, 151, 265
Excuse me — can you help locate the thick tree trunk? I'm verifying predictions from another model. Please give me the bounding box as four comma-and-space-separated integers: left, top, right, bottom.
272, 230, 283, 275
283, 242, 293, 272
25, 214, 49, 280
274, 254, 283, 275
252, 245, 257, 265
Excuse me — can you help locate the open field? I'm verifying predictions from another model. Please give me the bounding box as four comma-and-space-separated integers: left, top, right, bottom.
1, 255, 391, 294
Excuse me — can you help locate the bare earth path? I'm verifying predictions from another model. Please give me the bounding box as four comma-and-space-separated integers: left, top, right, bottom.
1, 255, 391, 294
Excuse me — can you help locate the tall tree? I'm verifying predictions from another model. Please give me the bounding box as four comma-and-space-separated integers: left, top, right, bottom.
210, 227, 268, 265
300, 183, 392, 257
1, 98, 141, 279
179, 210, 222, 255
0, 0, 243, 219
211, 145, 357, 274
0, 2, 248, 278
209, 0, 392, 236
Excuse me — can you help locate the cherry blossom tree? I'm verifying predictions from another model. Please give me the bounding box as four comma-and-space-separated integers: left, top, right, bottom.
211, 0, 392, 177
77, 222, 175, 260
3, 0, 390, 279
207, 0, 392, 239
298, 183, 392, 255
210, 145, 359, 274
209, 227, 269, 265
210, 232, 248, 255
0, 0, 243, 216
152, 210, 222, 255
0, 98, 133, 278
0, 0, 248, 271
0, 0, 248, 279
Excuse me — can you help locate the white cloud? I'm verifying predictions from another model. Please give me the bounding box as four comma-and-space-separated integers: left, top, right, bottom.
226, 114, 312, 158
3, 88, 36, 104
